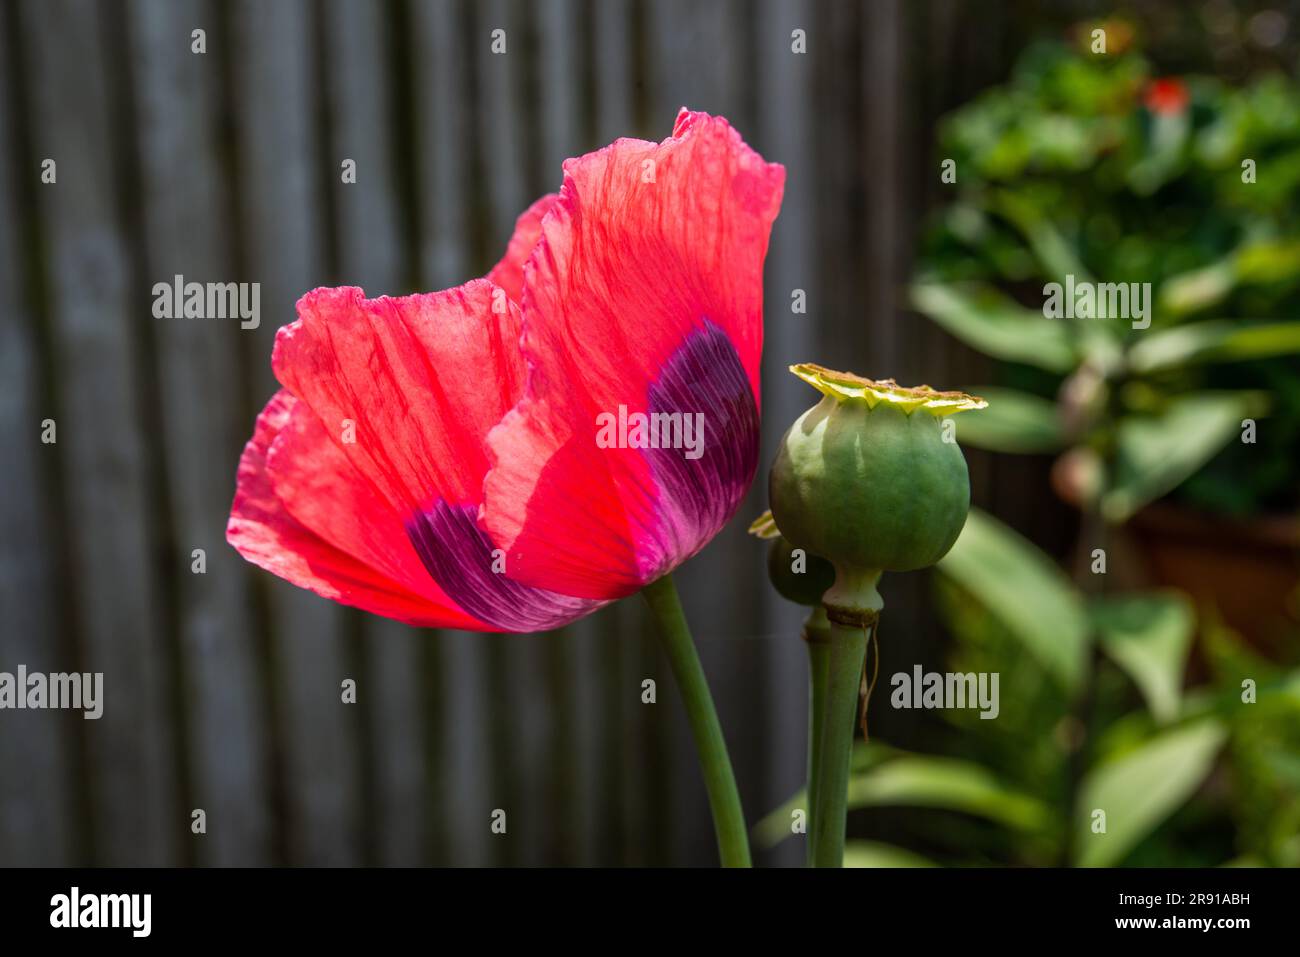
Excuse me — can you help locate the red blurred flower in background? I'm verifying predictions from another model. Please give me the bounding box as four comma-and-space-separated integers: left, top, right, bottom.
228, 110, 785, 632
1144, 76, 1190, 115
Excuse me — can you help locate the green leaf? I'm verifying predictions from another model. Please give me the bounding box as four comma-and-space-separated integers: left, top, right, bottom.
1233, 239, 1300, 284
1090, 592, 1195, 722
1128, 320, 1300, 373
1157, 259, 1236, 318
753, 745, 1050, 850
1103, 391, 1266, 522
843, 841, 938, 868
1075, 719, 1227, 867
1156, 241, 1300, 321
952, 387, 1064, 453
910, 281, 1077, 373
846, 753, 1051, 832
939, 508, 1090, 692
992, 188, 1093, 283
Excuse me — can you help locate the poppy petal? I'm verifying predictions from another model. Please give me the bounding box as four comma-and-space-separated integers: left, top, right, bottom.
273, 282, 524, 511
271, 284, 606, 630
483, 110, 784, 599
266, 398, 463, 610
227, 390, 481, 629
487, 193, 561, 306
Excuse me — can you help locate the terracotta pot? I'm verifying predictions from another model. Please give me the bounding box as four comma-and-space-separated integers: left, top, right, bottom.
1127, 503, 1300, 657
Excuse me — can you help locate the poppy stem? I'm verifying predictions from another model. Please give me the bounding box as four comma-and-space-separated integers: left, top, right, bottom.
809, 566, 882, 867
803, 606, 831, 867
642, 574, 751, 868
809, 615, 872, 868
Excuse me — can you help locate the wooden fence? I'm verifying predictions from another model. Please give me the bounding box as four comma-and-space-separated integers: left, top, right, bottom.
0, 0, 1097, 866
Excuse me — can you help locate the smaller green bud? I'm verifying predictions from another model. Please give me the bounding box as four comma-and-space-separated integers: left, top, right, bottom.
749, 511, 836, 606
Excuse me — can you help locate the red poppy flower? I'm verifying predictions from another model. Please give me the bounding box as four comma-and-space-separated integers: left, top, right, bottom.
1144, 77, 1189, 116
227, 110, 785, 631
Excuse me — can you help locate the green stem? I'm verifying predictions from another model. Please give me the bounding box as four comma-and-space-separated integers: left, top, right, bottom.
803, 606, 831, 867
642, 574, 751, 868
810, 616, 870, 868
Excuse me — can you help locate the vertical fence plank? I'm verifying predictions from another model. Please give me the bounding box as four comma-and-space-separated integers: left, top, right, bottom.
538, 0, 581, 176
0, 13, 75, 866
232, 0, 362, 865
593, 0, 634, 138
18, 0, 179, 866
755, 0, 819, 867
323, 0, 428, 868
648, 0, 740, 117
818, 0, 864, 372
476, 0, 529, 243
127, 0, 272, 867
415, 0, 472, 288
410, 0, 492, 867
862, 0, 904, 379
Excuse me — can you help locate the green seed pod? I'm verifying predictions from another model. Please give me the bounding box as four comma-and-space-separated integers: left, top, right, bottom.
769, 364, 986, 612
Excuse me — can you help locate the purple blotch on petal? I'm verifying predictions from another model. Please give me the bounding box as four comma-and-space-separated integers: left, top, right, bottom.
639, 320, 760, 577
406, 502, 602, 632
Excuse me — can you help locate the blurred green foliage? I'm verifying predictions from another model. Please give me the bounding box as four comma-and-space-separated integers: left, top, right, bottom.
935, 510, 1299, 867
759, 510, 1300, 867
911, 29, 1300, 518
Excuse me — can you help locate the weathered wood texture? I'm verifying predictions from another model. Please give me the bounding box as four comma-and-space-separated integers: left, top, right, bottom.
0, 0, 1084, 866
